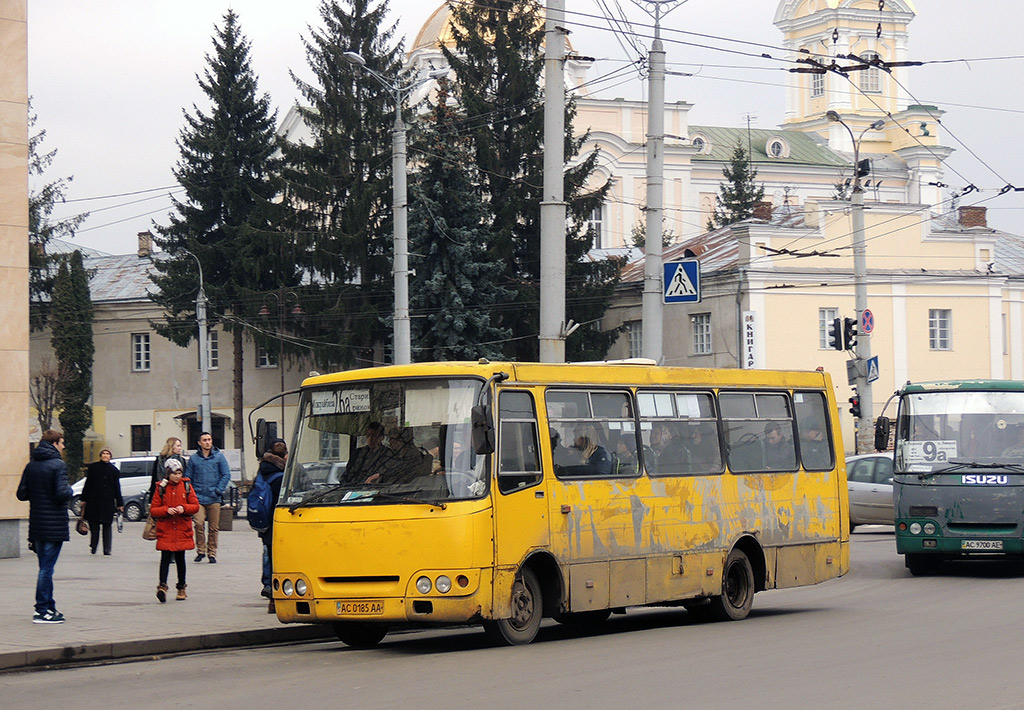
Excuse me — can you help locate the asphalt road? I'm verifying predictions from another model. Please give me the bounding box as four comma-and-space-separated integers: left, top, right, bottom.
6, 528, 1024, 710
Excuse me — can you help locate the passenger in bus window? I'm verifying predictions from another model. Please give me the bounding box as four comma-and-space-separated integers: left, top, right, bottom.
683, 424, 720, 471
614, 435, 639, 475
563, 425, 612, 476
799, 421, 830, 467
763, 422, 795, 470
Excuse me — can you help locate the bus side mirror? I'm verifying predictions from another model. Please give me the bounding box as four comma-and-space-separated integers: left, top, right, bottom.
471, 405, 495, 455
255, 418, 271, 458
874, 417, 891, 451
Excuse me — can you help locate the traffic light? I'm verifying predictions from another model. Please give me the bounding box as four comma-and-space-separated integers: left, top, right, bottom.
849, 389, 861, 418
843, 317, 858, 351
827, 317, 843, 351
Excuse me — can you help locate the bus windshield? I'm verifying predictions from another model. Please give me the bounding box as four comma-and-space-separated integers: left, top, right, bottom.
897, 390, 1024, 473
282, 377, 486, 506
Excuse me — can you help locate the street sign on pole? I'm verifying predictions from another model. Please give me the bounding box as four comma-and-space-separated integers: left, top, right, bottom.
861, 308, 874, 335
866, 356, 880, 383
663, 259, 700, 303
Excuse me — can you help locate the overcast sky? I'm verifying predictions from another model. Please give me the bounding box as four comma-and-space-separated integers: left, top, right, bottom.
27, 0, 1024, 255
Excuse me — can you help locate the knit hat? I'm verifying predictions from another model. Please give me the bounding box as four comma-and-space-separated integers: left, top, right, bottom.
164, 458, 183, 472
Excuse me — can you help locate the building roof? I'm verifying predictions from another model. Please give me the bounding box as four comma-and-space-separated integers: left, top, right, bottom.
689, 125, 851, 168
83, 252, 167, 303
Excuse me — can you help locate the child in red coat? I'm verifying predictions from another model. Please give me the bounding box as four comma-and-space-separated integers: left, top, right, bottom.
150, 458, 200, 601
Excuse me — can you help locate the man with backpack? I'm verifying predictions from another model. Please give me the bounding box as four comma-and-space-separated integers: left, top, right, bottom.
250, 438, 286, 613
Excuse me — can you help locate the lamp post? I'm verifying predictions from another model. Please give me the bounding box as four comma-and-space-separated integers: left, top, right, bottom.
827, 111, 885, 452
259, 290, 302, 436
179, 249, 211, 440
343, 51, 448, 366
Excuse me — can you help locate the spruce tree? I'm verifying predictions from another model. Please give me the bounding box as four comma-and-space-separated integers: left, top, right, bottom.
708, 141, 766, 230
281, 0, 402, 366
409, 81, 511, 361
51, 251, 93, 479
151, 10, 290, 449
443, 0, 618, 362
28, 107, 87, 331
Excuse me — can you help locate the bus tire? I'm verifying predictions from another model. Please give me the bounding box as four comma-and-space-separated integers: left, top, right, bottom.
709, 548, 755, 621
905, 554, 938, 576
484, 567, 543, 645
332, 621, 388, 648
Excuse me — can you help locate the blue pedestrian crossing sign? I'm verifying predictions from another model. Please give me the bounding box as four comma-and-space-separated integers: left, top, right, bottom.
866, 356, 880, 383
664, 259, 701, 303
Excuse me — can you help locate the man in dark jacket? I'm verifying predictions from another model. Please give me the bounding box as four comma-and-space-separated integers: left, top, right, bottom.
256, 439, 286, 613
17, 429, 73, 624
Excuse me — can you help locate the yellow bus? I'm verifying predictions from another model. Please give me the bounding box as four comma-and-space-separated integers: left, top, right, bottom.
269, 360, 849, 646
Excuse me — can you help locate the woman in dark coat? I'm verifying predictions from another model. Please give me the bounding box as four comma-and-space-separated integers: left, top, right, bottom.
81, 448, 123, 555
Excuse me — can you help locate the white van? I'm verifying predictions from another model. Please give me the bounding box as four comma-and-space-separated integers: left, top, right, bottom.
69, 456, 155, 518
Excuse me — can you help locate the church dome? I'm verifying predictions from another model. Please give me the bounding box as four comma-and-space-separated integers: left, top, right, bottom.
410, 3, 575, 53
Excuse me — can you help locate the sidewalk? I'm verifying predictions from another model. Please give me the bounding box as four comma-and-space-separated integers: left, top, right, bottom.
0, 518, 332, 672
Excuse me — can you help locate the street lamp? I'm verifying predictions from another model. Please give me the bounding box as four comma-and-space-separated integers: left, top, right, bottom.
259, 290, 302, 436
826, 111, 885, 452
178, 249, 211, 440
343, 51, 448, 365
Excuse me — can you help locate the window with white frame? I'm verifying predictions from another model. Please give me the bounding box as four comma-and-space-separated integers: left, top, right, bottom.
692, 313, 712, 355
860, 52, 881, 93
811, 71, 824, 98
132, 333, 151, 372
929, 309, 952, 350
819, 307, 838, 349
586, 205, 604, 249
199, 330, 219, 370
626, 320, 642, 359
257, 346, 277, 369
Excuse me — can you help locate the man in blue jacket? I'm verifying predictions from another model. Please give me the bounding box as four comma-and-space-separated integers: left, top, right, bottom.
17, 429, 73, 624
185, 432, 231, 563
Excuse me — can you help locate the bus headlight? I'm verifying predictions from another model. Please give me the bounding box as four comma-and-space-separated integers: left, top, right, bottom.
283, 579, 295, 596
416, 576, 432, 594
435, 575, 452, 593
923, 523, 936, 535
909, 523, 922, 535
295, 579, 308, 596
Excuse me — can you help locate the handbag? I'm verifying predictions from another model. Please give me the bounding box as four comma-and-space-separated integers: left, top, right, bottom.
142, 515, 158, 541
76, 518, 89, 536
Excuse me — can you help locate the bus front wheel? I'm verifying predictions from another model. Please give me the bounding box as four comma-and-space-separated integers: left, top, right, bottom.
709, 548, 755, 621
484, 567, 543, 645
332, 621, 388, 648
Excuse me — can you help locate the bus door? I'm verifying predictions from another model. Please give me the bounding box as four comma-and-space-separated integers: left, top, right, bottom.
492, 390, 549, 568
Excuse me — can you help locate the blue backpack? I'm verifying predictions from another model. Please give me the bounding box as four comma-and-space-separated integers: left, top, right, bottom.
247, 471, 283, 533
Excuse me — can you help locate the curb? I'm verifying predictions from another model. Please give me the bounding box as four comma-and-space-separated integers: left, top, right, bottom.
0, 625, 335, 672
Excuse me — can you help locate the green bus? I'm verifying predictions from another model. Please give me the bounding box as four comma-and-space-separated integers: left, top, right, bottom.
881, 380, 1024, 575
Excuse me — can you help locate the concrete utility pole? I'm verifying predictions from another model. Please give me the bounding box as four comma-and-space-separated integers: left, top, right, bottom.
634, 0, 689, 363
539, 0, 568, 363
828, 111, 884, 453
343, 52, 447, 365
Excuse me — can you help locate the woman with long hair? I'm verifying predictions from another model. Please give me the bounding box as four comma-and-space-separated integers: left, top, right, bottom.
81, 448, 123, 555
148, 437, 186, 504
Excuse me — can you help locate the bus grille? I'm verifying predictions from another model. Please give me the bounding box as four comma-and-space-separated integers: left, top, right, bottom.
946, 523, 1018, 535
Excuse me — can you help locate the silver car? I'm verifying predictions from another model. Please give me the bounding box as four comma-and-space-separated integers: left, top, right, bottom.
846, 453, 894, 530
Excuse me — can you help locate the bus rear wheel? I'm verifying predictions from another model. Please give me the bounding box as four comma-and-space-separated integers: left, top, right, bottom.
332, 621, 388, 648
484, 567, 543, 645
709, 548, 755, 621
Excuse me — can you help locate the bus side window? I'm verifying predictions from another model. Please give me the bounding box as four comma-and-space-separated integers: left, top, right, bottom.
497, 391, 542, 493
794, 391, 834, 471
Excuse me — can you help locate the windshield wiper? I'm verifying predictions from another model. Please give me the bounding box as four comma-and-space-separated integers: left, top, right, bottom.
370, 492, 447, 510
918, 459, 1024, 480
